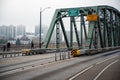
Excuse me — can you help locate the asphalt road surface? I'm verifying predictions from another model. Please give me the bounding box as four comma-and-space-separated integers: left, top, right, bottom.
68, 54, 120, 80
0, 49, 120, 80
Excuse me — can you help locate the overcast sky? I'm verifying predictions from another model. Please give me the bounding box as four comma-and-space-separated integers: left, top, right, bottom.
0, 0, 120, 32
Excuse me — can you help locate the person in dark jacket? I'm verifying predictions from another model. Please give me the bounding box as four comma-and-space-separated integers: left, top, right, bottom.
31, 41, 34, 49
7, 42, 11, 51
3, 45, 6, 51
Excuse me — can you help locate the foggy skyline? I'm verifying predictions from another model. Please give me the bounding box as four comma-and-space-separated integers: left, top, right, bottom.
0, 0, 120, 33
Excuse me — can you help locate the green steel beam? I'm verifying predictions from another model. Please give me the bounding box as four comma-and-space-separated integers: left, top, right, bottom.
56, 22, 60, 49
119, 16, 120, 46
59, 18, 70, 48
80, 16, 83, 47
109, 10, 112, 46
97, 9, 104, 48
103, 9, 107, 47
85, 22, 96, 49
111, 11, 114, 46
70, 17, 73, 48
81, 15, 87, 40
42, 9, 59, 48
106, 10, 111, 47
73, 17, 81, 48
94, 23, 98, 49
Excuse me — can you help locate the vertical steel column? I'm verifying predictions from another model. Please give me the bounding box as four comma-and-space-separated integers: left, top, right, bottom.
111, 11, 114, 46
118, 16, 120, 46
94, 23, 98, 49
98, 9, 104, 48
117, 16, 119, 46
110, 10, 113, 46
106, 10, 111, 47
115, 12, 118, 46
70, 17, 73, 49
80, 16, 83, 47
103, 9, 107, 47
56, 22, 60, 49
113, 12, 116, 46
105, 10, 110, 47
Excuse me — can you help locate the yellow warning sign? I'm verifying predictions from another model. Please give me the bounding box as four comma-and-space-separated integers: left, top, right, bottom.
71, 49, 80, 57
86, 14, 98, 21
71, 49, 77, 55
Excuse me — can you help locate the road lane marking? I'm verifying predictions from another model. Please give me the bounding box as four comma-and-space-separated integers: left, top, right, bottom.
69, 65, 93, 80
93, 59, 119, 80
96, 55, 118, 65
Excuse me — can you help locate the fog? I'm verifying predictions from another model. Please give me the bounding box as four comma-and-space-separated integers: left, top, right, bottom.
0, 0, 119, 32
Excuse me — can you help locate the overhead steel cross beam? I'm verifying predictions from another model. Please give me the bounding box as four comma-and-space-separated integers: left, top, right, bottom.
42, 5, 120, 50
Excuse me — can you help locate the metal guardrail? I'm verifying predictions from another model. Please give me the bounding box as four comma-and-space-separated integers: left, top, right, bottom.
0, 48, 69, 58
55, 51, 71, 61
0, 51, 22, 58
70, 46, 120, 57
0, 46, 120, 58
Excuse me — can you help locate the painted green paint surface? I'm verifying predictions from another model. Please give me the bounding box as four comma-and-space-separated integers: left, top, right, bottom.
68, 9, 79, 17
85, 22, 95, 49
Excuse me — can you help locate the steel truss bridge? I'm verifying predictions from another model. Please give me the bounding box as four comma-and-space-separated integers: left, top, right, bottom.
42, 5, 120, 51
1, 5, 120, 56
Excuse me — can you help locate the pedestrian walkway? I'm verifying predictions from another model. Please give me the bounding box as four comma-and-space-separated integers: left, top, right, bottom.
0, 53, 55, 67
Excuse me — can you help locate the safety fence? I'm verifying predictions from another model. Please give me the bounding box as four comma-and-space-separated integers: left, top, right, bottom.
54, 51, 72, 61
0, 51, 22, 58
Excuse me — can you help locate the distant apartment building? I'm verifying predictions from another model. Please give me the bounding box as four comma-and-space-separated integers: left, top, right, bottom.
35, 25, 39, 36
7, 25, 16, 38
16, 25, 26, 36
35, 25, 47, 42
0, 25, 26, 39
0, 25, 16, 39
0, 25, 7, 37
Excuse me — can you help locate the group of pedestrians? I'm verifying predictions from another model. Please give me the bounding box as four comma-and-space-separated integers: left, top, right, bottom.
3, 42, 11, 51
3, 41, 35, 51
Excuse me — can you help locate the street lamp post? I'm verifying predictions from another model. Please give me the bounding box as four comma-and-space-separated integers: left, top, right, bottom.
39, 8, 42, 48
39, 7, 50, 48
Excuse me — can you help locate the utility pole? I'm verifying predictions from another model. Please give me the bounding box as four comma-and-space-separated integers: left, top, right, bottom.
39, 7, 50, 48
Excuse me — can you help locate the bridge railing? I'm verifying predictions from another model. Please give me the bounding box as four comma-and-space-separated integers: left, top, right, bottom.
0, 51, 22, 58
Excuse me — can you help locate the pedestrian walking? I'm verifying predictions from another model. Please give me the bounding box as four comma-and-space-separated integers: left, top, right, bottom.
31, 41, 34, 49
3, 45, 6, 51
7, 42, 11, 51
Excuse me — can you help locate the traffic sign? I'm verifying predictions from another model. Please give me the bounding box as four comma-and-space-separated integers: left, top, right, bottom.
68, 9, 79, 17
86, 14, 98, 21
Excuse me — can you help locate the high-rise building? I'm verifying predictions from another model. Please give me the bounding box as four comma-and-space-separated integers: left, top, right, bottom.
0, 25, 7, 37
35, 25, 44, 36
0, 25, 16, 39
16, 25, 26, 36
35, 25, 39, 36
0, 25, 26, 39
7, 25, 16, 38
